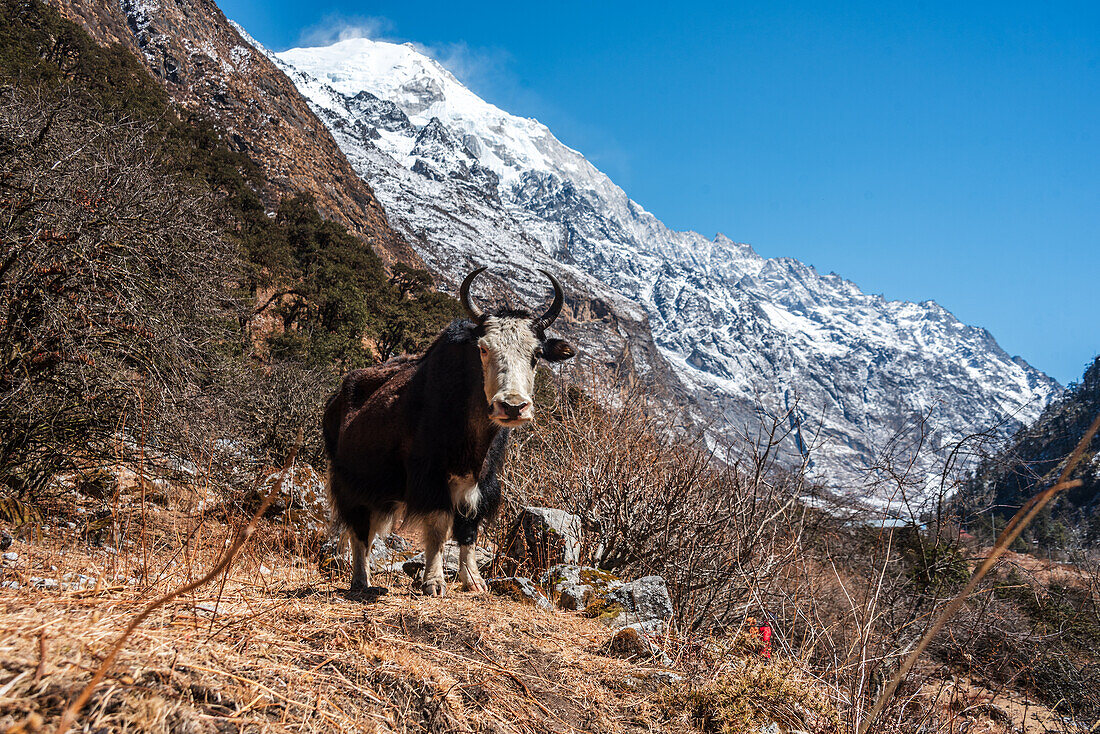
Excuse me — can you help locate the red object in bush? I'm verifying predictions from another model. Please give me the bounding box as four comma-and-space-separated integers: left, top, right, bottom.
758, 622, 772, 658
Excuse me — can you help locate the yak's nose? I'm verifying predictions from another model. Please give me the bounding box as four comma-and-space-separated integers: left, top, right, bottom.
494, 399, 530, 421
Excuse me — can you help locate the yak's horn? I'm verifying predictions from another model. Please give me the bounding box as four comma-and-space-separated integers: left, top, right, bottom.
535, 269, 564, 329
459, 267, 487, 319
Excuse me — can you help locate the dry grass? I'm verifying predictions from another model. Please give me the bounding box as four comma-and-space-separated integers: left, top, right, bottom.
0, 494, 692, 734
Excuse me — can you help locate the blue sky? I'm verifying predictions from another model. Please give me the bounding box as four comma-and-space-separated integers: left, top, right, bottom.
221, 0, 1099, 385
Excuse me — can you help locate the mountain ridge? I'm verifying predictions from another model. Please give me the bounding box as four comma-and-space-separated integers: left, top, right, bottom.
261, 34, 1059, 497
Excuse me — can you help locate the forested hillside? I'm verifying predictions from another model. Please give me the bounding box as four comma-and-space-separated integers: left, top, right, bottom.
959, 356, 1100, 549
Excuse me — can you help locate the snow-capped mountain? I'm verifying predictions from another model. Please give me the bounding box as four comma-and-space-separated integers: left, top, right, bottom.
246, 34, 1059, 498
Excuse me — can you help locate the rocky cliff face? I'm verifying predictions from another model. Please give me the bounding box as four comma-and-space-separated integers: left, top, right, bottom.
45, 0, 420, 266
264, 36, 1060, 499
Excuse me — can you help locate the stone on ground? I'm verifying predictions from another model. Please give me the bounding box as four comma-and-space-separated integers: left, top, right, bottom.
487, 576, 553, 610
601, 575, 674, 632
500, 506, 582, 572
543, 564, 622, 610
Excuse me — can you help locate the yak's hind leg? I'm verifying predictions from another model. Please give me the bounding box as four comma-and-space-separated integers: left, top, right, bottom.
350, 535, 369, 591
346, 509, 397, 592
344, 510, 373, 591
421, 511, 452, 597
327, 468, 371, 591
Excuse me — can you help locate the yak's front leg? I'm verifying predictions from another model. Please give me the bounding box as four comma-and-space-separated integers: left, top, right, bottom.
450, 473, 488, 593
453, 515, 488, 593
421, 511, 452, 597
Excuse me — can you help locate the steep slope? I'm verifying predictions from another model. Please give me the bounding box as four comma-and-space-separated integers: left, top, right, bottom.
958, 355, 1100, 547
45, 0, 420, 266
264, 36, 1059, 496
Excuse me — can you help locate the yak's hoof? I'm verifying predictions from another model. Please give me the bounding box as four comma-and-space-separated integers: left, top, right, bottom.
462, 579, 489, 594
421, 578, 447, 597
459, 571, 489, 594
350, 577, 370, 593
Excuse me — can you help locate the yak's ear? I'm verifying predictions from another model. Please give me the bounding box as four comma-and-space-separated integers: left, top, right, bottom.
542, 338, 576, 362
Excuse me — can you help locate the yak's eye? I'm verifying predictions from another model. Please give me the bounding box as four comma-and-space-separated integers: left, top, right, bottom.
478, 344, 488, 357
531, 348, 542, 367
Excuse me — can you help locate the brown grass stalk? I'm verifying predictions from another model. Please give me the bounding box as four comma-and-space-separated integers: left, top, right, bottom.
858, 411, 1100, 734
53, 437, 302, 734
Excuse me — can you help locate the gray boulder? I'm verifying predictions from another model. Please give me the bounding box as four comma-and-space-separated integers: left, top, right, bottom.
500, 506, 582, 572
602, 575, 674, 632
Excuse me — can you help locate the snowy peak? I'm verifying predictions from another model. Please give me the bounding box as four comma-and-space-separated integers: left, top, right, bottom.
278, 38, 610, 193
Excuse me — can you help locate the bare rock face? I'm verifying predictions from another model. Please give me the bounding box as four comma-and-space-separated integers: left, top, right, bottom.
46, 0, 421, 268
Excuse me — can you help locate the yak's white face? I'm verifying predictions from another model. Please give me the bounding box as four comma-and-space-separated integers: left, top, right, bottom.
478, 316, 541, 426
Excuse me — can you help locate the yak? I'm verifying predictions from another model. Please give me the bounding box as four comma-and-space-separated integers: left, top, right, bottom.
322, 267, 576, 596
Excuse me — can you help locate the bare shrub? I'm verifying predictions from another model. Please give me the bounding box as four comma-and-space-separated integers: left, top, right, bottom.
503, 367, 810, 632
505, 370, 1100, 731
0, 86, 236, 498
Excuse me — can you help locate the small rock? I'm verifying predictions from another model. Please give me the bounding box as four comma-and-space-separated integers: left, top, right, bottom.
500, 507, 582, 572
651, 670, 683, 684
602, 625, 672, 666
753, 722, 780, 734
1, 580, 20, 589
29, 577, 59, 590
61, 573, 97, 591
976, 703, 1013, 726
487, 576, 552, 609
2, 551, 17, 562
544, 564, 622, 611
